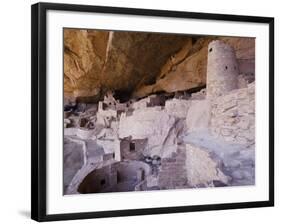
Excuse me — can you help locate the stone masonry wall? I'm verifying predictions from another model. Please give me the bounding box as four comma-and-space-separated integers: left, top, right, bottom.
210, 82, 255, 145
158, 145, 188, 189
165, 98, 191, 118
120, 138, 148, 160
206, 40, 239, 99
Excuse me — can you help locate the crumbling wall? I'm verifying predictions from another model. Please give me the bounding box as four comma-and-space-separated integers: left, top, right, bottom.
147, 95, 166, 107
158, 146, 188, 189
210, 83, 255, 145
120, 138, 148, 160
77, 161, 151, 193
206, 40, 239, 99
96, 102, 117, 127
96, 139, 119, 154
63, 138, 85, 192
78, 164, 117, 193
113, 161, 151, 183
118, 107, 178, 157
132, 97, 150, 110
165, 98, 191, 118
132, 95, 165, 110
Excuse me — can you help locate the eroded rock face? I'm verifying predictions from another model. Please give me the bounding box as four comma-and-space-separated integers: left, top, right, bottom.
64, 29, 109, 103
185, 143, 229, 187
64, 29, 190, 102
133, 37, 255, 98
64, 30, 255, 102
220, 37, 255, 75
183, 132, 255, 187
133, 37, 211, 98
102, 32, 190, 92
63, 138, 85, 192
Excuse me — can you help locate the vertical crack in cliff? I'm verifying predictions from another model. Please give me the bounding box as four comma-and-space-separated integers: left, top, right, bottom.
104, 31, 114, 66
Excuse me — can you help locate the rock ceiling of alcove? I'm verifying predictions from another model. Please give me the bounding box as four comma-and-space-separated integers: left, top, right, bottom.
63, 29, 255, 103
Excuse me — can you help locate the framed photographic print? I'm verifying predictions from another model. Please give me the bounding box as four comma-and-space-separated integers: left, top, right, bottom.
31, 2, 274, 222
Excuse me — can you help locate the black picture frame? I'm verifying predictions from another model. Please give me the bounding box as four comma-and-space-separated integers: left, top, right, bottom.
31, 2, 274, 222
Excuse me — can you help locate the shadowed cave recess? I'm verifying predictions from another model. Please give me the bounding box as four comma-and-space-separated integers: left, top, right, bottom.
63, 29, 255, 195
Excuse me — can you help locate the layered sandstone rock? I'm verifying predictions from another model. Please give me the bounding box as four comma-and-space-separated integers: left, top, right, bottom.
133, 37, 212, 98
220, 37, 255, 75
64, 29, 255, 102
133, 37, 255, 98
64, 29, 109, 102
64, 29, 189, 102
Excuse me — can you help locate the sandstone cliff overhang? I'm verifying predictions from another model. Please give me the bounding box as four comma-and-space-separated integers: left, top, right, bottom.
64, 29, 255, 103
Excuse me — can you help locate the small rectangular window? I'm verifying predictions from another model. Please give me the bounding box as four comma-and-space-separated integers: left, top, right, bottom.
129, 142, 135, 151
100, 179, 106, 185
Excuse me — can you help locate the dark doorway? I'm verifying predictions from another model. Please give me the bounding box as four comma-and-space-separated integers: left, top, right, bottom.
130, 142, 135, 152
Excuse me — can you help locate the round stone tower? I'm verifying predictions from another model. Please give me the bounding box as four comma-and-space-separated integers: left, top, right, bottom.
206, 40, 239, 99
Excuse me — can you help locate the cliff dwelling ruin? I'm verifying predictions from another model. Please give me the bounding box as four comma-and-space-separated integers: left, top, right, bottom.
63, 29, 255, 195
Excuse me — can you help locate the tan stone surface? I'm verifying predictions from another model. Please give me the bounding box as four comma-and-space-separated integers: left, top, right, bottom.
64, 29, 108, 101
133, 37, 255, 98
64, 29, 189, 102
133, 38, 212, 98
64, 30, 255, 101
